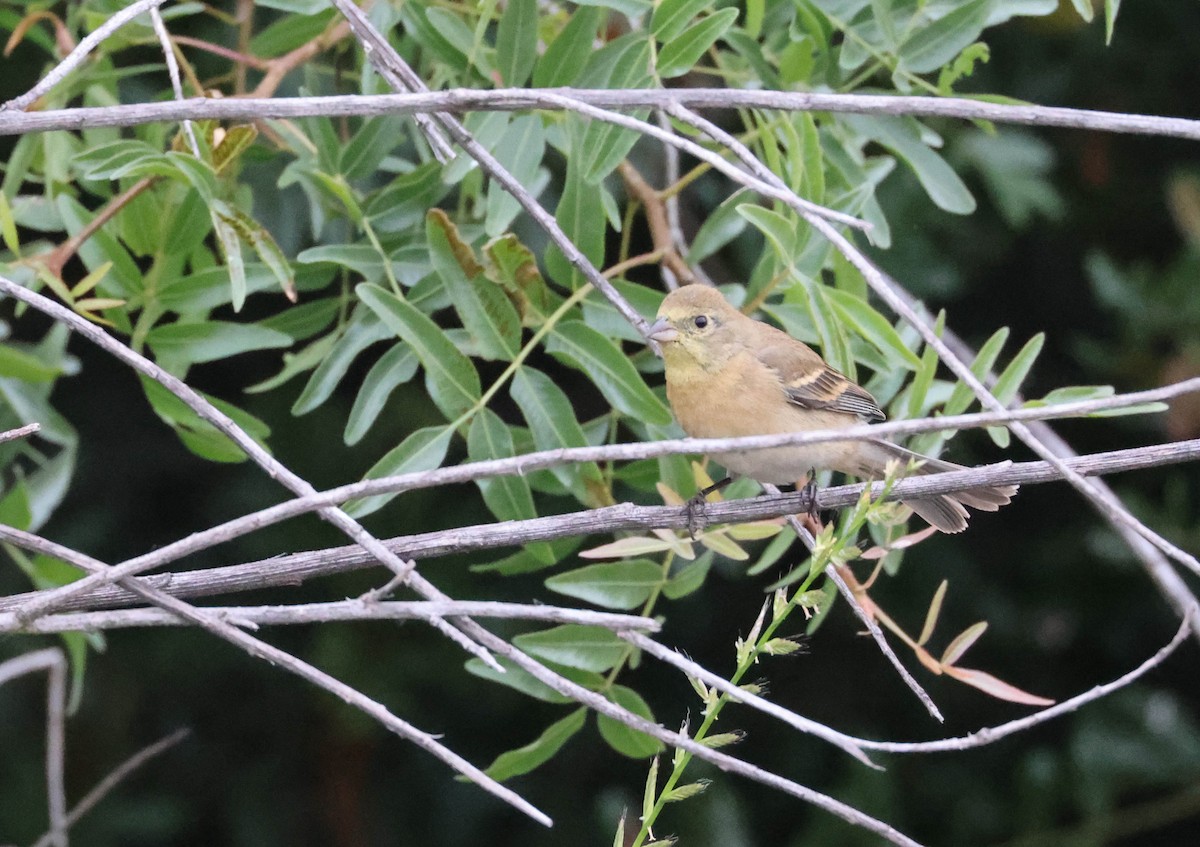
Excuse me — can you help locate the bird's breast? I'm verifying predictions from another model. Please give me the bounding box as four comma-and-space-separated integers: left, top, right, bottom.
664, 351, 862, 482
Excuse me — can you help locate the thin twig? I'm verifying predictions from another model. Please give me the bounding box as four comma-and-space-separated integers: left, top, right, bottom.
617, 161, 696, 287
2, 601, 661, 634
148, 6, 199, 156
326, 0, 455, 161
170, 35, 271, 70
0, 422, 40, 443
4, 88, 1199, 141
29, 729, 192, 847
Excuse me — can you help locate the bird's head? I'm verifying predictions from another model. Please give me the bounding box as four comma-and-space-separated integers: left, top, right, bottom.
647, 285, 744, 371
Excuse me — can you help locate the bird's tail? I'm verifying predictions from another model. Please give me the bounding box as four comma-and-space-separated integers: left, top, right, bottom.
853, 440, 1016, 534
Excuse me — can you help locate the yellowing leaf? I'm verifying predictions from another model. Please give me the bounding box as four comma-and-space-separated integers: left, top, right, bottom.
581, 535, 678, 559
941, 621, 988, 666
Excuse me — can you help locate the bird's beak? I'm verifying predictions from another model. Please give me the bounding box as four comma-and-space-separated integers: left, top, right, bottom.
647, 318, 678, 343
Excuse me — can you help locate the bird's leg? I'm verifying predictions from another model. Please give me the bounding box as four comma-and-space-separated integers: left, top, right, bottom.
684, 476, 732, 538
799, 468, 823, 533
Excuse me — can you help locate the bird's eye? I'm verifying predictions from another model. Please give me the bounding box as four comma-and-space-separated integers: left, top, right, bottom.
693, 315, 709, 329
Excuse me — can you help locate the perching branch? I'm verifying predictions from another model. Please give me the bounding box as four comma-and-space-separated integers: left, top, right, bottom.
3, 439, 1194, 616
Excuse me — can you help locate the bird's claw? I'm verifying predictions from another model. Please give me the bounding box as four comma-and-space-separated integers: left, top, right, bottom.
683, 476, 732, 539
802, 470, 820, 521
684, 491, 709, 539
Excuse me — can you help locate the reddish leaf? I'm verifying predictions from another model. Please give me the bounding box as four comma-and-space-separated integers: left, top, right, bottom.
943, 666, 1054, 706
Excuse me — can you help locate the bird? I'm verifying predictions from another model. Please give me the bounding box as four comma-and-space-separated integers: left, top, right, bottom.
646, 284, 1016, 533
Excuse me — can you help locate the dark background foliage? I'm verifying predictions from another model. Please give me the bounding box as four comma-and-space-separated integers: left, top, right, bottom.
2, 1, 1199, 846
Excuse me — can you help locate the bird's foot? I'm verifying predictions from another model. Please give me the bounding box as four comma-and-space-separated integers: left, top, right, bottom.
684, 476, 732, 538
799, 469, 823, 533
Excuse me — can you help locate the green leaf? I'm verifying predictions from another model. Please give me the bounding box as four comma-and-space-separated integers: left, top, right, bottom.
344, 425, 454, 518
662, 552, 713, 599
211, 211, 246, 311
426, 7, 494, 77
547, 321, 672, 425
481, 709, 587, 782
366, 163, 451, 234
465, 655, 602, 704
897, 0, 991, 74
496, 0, 538, 86
261, 299, 339, 342
74, 140, 166, 180
545, 146, 605, 290
510, 366, 608, 505
1068, 0, 1094, 23
663, 780, 710, 803
597, 685, 665, 758
357, 284, 482, 419
344, 343, 419, 445
577, 35, 654, 183
546, 560, 663, 610
484, 234, 553, 325
472, 537, 583, 575
250, 7, 337, 55
0, 344, 62, 382
0, 191, 19, 255
467, 409, 544, 536
292, 308, 389, 415
905, 311, 945, 419
146, 321, 292, 365
1105, 0, 1122, 45
513, 624, 627, 673
656, 8, 738, 78
688, 193, 749, 265
842, 115, 975, 215
485, 115, 546, 237
991, 333, 1045, 405
737, 204, 798, 262
943, 327, 1009, 416
427, 210, 520, 360
825, 287, 921, 370
579, 280, 666, 343
0, 479, 32, 530
533, 6, 602, 87
139, 376, 271, 464
240, 215, 296, 303
339, 116, 401, 181
652, 0, 715, 41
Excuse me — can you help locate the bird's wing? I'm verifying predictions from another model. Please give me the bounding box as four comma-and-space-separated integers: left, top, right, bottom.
755, 339, 886, 423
